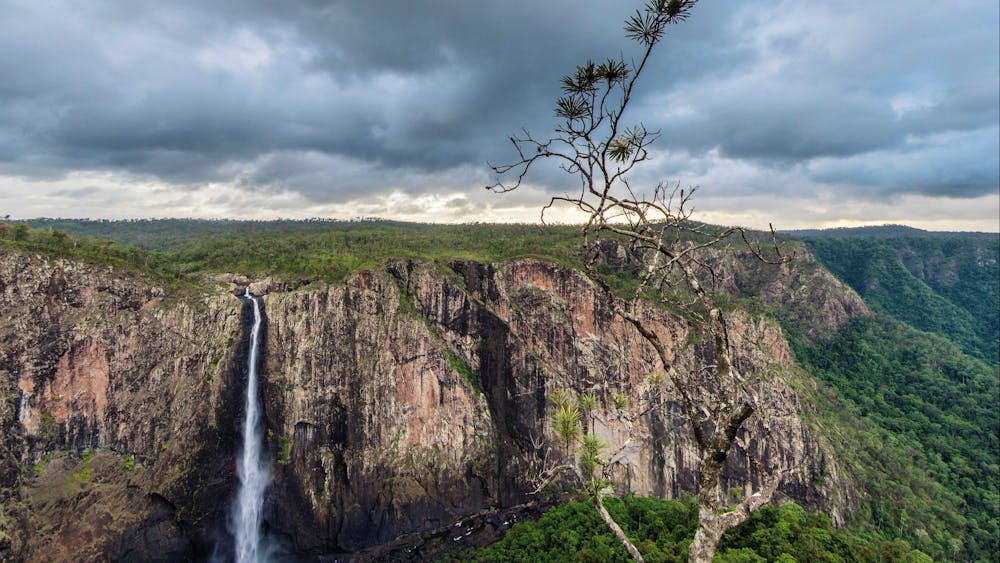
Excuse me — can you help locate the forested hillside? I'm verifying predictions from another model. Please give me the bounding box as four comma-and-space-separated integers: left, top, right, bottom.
796, 226, 999, 364
780, 226, 999, 560
22, 219, 583, 282
793, 317, 998, 560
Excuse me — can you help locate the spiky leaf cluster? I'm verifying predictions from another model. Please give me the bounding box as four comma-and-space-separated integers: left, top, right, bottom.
625, 0, 696, 45
608, 126, 647, 162
560, 58, 631, 94
554, 402, 582, 450
549, 389, 574, 409
578, 433, 607, 482
561, 61, 600, 94
624, 11, 665, 45
598, 58, 630, 84
555, 95, 588, 121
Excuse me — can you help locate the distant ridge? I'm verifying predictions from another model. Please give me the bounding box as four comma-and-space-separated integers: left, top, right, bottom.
786, 224, 998, 238
791, 225, 999, 364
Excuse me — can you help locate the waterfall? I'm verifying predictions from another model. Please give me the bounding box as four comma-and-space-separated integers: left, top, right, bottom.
232, 287, 271, 562
18, 390, 30, 426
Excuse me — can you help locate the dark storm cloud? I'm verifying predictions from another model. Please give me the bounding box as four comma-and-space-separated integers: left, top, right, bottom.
0, 0, 629, 195
807, 127, 999, 198
635, 0, 999, 197
0, 0, 996, 206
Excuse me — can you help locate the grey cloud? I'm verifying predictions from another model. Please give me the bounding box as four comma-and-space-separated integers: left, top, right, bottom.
643, 1, 998, 168
2, 0, 615, 183
0, 0, 996, 211
807, 127, 999, 198
51, 186, 102, 198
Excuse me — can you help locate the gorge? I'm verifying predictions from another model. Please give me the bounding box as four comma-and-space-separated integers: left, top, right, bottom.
0, 245, 859, 560
0, 221, 996, 561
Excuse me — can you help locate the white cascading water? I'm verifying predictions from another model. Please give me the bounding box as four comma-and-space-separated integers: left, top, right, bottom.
232, 287, 271, 562
18, 391, 30, 426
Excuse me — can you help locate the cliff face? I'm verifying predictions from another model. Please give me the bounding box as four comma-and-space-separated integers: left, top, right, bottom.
258, 267, 498, 555
0, 248, 864, 560
260, 258, 858, 556
0, 251, 244, 561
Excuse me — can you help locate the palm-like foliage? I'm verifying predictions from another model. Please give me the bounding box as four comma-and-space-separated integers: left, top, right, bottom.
554, 403, 582, 451
578, 433, 607, 484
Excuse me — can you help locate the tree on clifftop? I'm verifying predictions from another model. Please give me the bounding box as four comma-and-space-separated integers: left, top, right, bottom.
488, 1, 789, 561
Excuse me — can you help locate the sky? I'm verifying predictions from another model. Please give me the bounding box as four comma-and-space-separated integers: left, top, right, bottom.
1, 0, 997, 231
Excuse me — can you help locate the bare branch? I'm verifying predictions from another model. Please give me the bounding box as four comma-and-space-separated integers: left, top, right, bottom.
485, 1, 793, 560
529, 463, 580, 496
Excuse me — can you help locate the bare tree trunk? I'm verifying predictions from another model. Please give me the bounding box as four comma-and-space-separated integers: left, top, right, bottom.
689, 454, 727, 563
687, 402, 751, 563
689, 511, 726, 563
595, 493, 644, 562
687, 426, 783, 563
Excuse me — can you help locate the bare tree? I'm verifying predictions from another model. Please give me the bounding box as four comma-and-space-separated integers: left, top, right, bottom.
488, 1, 790, 561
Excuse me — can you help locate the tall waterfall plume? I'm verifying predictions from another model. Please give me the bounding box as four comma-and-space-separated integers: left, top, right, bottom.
232, 287, 271, 562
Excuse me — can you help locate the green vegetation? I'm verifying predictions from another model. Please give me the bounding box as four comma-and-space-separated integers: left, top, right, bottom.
22, 218, 585, 283
464, 496, 930, 562
800, 229, 999, 364
464, 496, 695, 562
276, 437, 291, 465
1, 222, 186, 285
554, 403, 582, 451
788, 227, 999, 560
32, 453, 52, 476
69, 466, 94, 486
9, 219, 996, 559
578, 393, 597, 426
122, 454, 135, 472
578, 434, 606, 484
446, 348, 483, 395
70, 452, 95, 487
793, 315, 999, 561
19, 218, 777, 287
38, 410, 58, 443
611, 391, 629, 410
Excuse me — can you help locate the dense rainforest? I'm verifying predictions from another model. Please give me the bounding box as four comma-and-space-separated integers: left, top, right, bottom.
4, 219, 998, 561
798, 227, 999, 364
796, 316, 998, 559
792, 228, 999, 560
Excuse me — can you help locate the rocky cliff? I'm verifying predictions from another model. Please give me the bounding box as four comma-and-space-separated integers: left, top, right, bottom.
0, 247, 865, 561
0, 251, 244, 561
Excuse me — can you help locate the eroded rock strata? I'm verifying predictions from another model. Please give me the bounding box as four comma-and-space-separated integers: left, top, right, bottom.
0, 252, 243, 561
0, 250, 864, 560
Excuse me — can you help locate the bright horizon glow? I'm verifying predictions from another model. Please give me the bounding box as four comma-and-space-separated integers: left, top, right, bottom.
1, 1, 996, 231
4, 172, 997, 233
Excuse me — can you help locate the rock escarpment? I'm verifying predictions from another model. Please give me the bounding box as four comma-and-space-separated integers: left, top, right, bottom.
0, 248, 864, 560
0, 252, 243, 561
261, 257, 860, 557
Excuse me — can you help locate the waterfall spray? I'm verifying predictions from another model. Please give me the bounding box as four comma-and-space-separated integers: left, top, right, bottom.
232, 287, 271, 562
